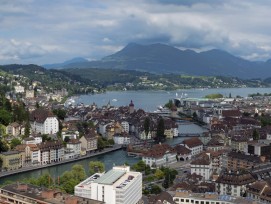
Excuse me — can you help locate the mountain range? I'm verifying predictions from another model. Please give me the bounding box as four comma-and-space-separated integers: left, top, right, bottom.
43, 43, 271, 79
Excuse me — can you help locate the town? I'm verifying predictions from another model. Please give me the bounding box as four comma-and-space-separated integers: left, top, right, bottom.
1, 72, 271, 204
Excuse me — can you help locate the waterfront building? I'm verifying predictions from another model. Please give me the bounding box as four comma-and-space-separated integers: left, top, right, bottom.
79, 132, 98, 153
61, 130, 79, 141
173, 190, 260, 204
75, 166, 142, 204
0, 183, 103, 204
182, 137, 203, 156
190, 153, 212, 181
174, 144, 191, 161
215, 171, 255, 196
64, 139, 81, 159
142, 143, 177, 168
37, 141, 64, 164
113, 132, 130, 145
15, 144, 40, 166
30, 108, 59, 134
0, 151, 24, 170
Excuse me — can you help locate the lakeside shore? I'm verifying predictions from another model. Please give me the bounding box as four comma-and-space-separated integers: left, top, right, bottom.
0, 145, 122, 179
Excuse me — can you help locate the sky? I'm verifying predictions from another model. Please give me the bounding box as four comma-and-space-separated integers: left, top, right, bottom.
1, 0, 271, 65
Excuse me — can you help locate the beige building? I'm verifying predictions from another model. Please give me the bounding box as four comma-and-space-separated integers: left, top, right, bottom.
0, 151, 25, 170
80, 132, 98, 152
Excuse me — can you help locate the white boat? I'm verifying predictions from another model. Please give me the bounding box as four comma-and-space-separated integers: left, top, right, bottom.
112, 99, 117, 102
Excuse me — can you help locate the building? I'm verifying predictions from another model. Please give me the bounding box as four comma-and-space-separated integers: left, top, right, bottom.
148, 191, 175, 204
37, 141, 64, 165
25, 90, 35, 98
0, 183, 103, 204
14, 85, 25, 93
215, 171, 255, 196
174, 144, 192, 161
30, 108, 59, 134
15, 144, 40, 166
247, 180, 271, 203
142, 143, 177, 168
190, 153, 212, 181
65, 139, 81, 159
227, 151, 266, 171
231, 136, 248, 152
0, 151, 24, 170
6, 122, 21, 137
173, 190, 260, 204
182, 137, 203, 156
75, 166, 142, 204
113, 132, 130, 145
245, 140, 271, 157
79, 132, 98, 153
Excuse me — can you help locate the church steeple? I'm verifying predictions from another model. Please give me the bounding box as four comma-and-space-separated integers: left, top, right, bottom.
129, 100, 135, 114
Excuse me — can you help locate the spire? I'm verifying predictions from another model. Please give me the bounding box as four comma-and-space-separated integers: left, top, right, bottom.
129, 100, 134, 107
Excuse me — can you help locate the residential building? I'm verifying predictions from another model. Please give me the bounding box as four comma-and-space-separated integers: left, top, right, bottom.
65, 139, 81, 159
247, 180, 271, 203
231, 136, 248, 152
174, 144, 191, 161
215, 171, 255, 196
15, 144, 40, 166
61, 130, 79, 141
75, 166, 142, 204
30, 108, 59, 134
6, 122, 21, 137
0, 183, 103, 204
25, 90, 35, 98
148, 191, 175, 204
182, 137, 203, 156
227, 151, 266, 171
245, 140, 271, 157
142, 143, 177, 168
121, 121, 129, 133
191, 153, 212, 181
173, 190, 260, 204
79, 132, 98, 153
0, 151, 24, 170
14, 85, 25, 93
37, 141, 64, 165
113, 132, 130, 145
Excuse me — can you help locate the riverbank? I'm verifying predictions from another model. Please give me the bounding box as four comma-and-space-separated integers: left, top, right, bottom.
0, 145, 122, 179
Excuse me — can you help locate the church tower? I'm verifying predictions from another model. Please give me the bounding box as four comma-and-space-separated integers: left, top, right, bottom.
129, 100, 135, 114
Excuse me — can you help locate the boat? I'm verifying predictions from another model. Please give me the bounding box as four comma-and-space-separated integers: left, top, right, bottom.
112, 99, 117, 102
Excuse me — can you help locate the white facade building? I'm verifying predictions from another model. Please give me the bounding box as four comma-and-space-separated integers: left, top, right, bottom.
14, 85, 25, 93
183, 138, 203, 156
190, 153, 212, 181
113, 134, 130, 145
121, 121, 129, 133
75, 166, 142, 204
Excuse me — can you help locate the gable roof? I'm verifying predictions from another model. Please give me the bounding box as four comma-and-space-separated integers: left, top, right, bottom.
183, 137, 203, 148
30, 108, 56, 123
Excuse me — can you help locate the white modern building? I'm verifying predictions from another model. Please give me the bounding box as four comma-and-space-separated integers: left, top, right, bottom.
113, 133, 130, 145
75, 166, 142, 204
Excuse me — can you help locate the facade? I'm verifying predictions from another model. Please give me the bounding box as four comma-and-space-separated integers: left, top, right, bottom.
215, 171, 255, 196
173, 191, 260, 204
227, 151, 266, 171
183, 137, 203, 156
15, 144, 40, 166
247, 180, 271, 203
30, 108, 59, 134
113, 132, 130, 145
190, 153, 212, 181
65, 139, 81, 159
231, 136, 248, 152
25, 90, 35, 98
121, 121, 129, 133
142, 143, 177, 168
0, 151, 24, 170
75, 166, 142, 204
6, 122, 21, 137
79, 133, 98, 152
0, 183, 103, 204
174, 145, 192, 161
14, 85, 25, 93
245, 140, 271, 157
37, 141, 64, 165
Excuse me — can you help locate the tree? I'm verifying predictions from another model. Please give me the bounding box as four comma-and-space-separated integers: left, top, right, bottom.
253, 129, 259, 140
0, 157, 3, 169
10, 138, 21, 149
53, 109, 67, 120
108, 139, 115, 145
71, 164, 86, 181
132, 160, 146, 172
0, 109, 12, 126
0, 139, 8, 152
24, 121, 31, 137
154, 169, 164, 179
192, 112, 198, 119
150, 185, 162, 194
89, 161, 105, 175
156, 117, 165, 143
97, 137, 105, 150
144, 117, 150, 136
164, 99, 173, 109
64, 136, 70, 143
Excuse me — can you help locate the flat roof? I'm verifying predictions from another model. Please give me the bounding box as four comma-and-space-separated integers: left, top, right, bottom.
94, 170, 125, 185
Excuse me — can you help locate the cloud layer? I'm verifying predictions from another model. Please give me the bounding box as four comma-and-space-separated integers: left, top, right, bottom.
1, 0, 271, 64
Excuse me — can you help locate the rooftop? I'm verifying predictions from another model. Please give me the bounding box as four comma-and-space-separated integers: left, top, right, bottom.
94, 169, 126, 185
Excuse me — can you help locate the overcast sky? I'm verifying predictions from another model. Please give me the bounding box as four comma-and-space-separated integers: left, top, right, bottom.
1, 0, 271, 65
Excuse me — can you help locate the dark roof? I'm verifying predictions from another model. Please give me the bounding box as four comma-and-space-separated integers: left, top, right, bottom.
216, 171, 255, 185
174, 145, 191, 155
148, 191, 174, 204
30, 108, 56, 123
183, 137, 203, 148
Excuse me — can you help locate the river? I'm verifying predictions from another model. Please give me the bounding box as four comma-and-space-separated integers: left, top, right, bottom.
2, 87, 271, 184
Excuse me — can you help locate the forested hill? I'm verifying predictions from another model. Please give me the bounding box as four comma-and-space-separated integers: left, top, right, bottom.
44, 43, 271, 79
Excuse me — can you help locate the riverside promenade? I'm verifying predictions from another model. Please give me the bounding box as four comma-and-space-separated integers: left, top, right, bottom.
0, 144, 122, 179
